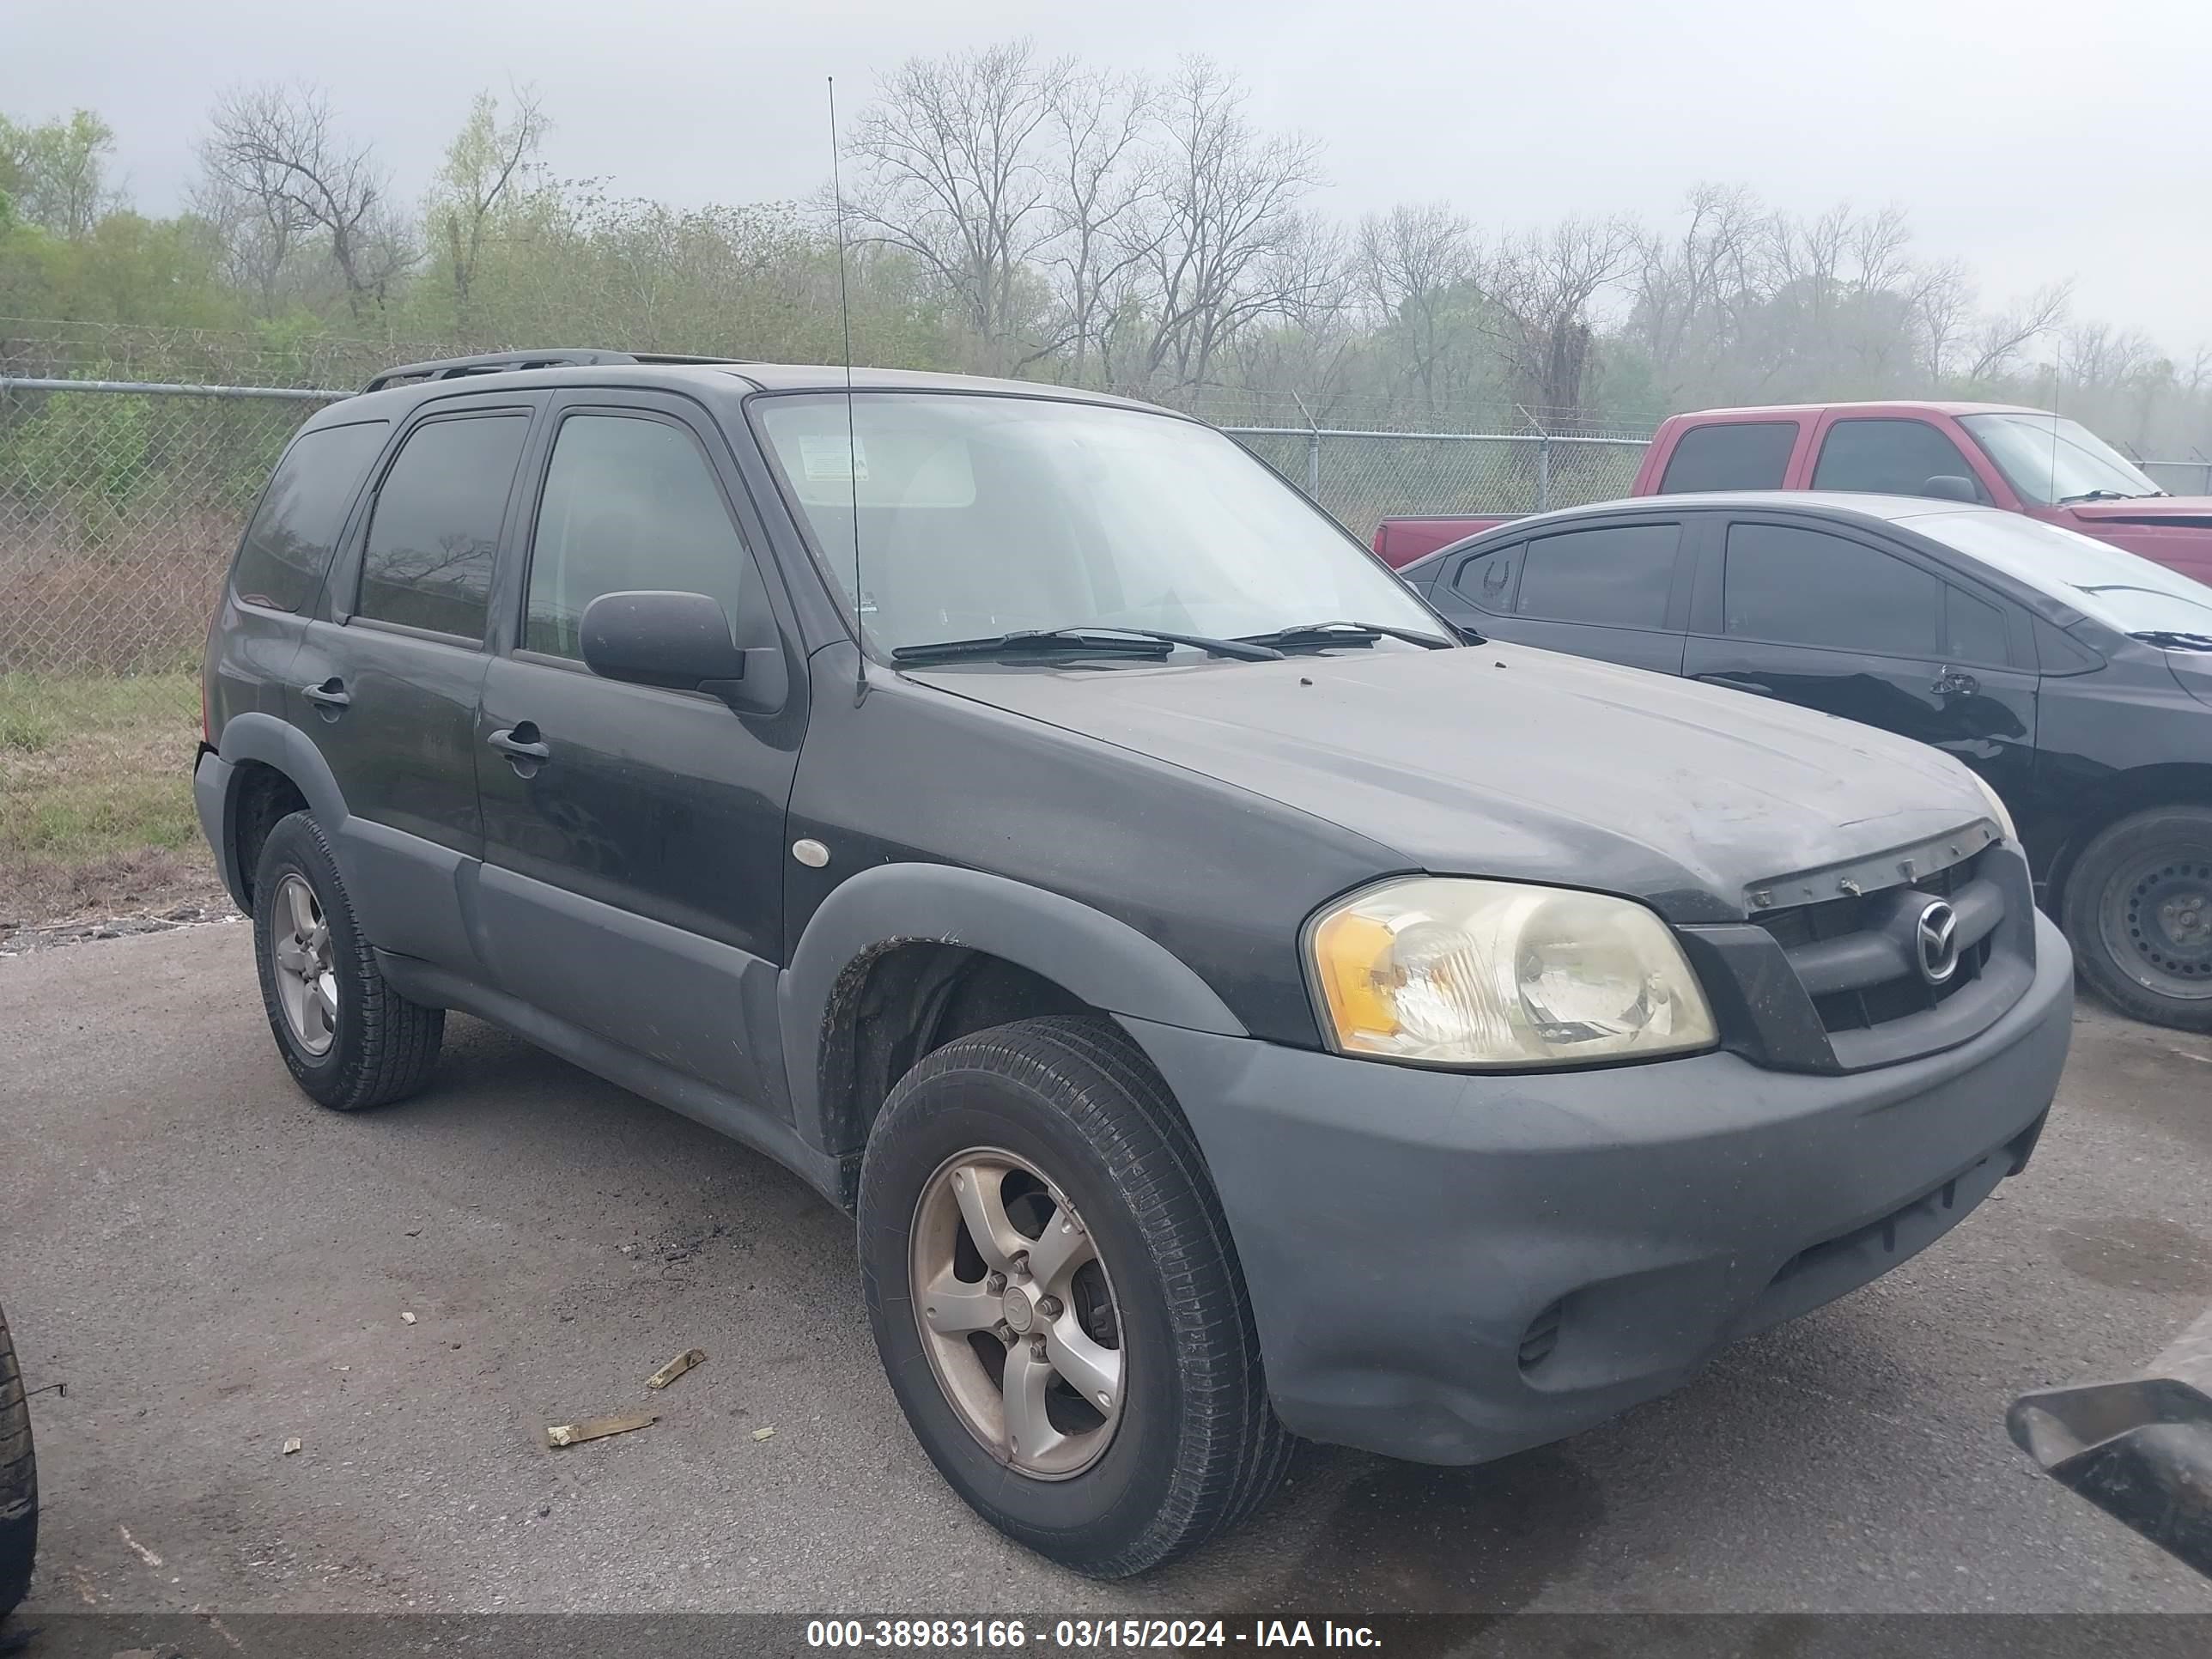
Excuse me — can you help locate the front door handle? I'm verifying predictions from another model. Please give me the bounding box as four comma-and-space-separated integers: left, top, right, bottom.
301, 678, 351, 710
1695, 671, 1774, 696
487, 723, 550, 763
1934, 665, 1979, 696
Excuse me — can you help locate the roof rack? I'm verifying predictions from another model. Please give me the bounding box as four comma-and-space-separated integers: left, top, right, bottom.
360, 349, 745, 394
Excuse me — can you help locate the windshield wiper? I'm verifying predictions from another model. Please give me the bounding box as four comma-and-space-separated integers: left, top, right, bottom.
2057, 489, 2152, 505
2133, 630, 2212, 653
891, 626, 1283, 665
1237, 619, 1462, 652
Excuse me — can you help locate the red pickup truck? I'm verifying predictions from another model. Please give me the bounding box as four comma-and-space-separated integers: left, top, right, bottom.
1371, 401, 2212, 585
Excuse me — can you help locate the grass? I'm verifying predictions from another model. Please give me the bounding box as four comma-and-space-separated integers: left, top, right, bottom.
0, 671, 220, 926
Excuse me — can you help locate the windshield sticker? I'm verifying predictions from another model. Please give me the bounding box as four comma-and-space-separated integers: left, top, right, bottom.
799, 434, 868, 483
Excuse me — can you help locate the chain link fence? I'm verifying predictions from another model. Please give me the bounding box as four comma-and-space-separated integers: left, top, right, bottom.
5, 364, 2210, 678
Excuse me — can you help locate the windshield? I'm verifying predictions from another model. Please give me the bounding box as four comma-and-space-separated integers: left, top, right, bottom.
1902, 507, 2212, 637
1958, 412, 2163, 506
752, 392, 1441, 655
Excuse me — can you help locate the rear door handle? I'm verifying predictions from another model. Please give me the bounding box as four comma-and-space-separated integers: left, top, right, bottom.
301, 678, 350, 710
1695, 671, 1774, 696
487, 724, 550, 762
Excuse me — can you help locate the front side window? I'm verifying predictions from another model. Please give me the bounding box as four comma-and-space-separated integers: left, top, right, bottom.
752, 393, 1441, 653
1959, 412, 2165, 507
1723, 522, 1940, 656
1515, 524, 1680, 629
356, 414, 530, 640
231, 421, 388, 613
1811, 419, 1984, 501
1656, 422, 1797, 493
526, 414, 756, 659
1943, 585, 2011, 665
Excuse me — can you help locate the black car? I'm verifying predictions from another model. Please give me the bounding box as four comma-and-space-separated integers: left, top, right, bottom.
1404, 492, 2212, 1032
197, 353, 2069, 1575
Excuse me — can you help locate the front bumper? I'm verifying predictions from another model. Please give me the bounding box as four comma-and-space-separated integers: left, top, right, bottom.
1121, 909, 2074, 1466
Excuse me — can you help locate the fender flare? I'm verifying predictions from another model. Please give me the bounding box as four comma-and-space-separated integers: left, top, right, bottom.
778, 861, 1247, 1152
216, 711, 350, 830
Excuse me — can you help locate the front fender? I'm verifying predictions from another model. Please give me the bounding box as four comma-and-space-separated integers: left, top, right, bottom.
777, 861, 1248, 1152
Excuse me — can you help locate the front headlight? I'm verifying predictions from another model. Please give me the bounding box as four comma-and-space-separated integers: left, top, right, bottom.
1970, 771, 2018, 844
1309, 877, 1717, 1068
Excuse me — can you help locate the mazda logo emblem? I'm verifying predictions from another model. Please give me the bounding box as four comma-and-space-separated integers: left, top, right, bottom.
1915, 900, 1960, 985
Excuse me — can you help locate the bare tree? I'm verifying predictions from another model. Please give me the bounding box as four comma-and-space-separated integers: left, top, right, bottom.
1479, 216, 1641, 424
426, 87, 550, 332
843, 40, 1062, 363
1966, 280, 2072, 380
201, 84, 411, 318
1130, 58, 1326, 391
1357, 203, 1474, 418
1033, 67, 1156, 380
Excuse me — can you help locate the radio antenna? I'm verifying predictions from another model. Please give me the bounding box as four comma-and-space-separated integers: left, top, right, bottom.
829, 76, 866, 703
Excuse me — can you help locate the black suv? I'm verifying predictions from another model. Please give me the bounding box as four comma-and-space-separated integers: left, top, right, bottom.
198, 351, 2072, 1576
1403, 493, 2212, 1032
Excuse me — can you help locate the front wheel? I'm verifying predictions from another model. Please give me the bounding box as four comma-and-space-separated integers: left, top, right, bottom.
858, 1017, 1290, 1577
0, 1299, 36, 1619
2063, 805, 2212, 1031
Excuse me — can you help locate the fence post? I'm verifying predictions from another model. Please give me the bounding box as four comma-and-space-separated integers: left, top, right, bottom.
1536, 429, 1551, 514
1307, 428, 1322, 498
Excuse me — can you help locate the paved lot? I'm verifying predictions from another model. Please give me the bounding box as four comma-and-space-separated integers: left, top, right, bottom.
4, 922, 2212, 1616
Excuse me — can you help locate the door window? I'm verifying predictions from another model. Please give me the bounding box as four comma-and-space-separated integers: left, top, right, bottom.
1515, 524, 1679, 629
231, 421, 389, 613
524, 414, 757, 659
356, 414, 530, 640
1811, 419, 1984, 501
1656, 422, 1797, 493
1723, 522, 1940, 655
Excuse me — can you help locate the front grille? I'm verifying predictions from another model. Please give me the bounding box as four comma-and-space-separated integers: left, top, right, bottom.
1754, 846, 2002, 1039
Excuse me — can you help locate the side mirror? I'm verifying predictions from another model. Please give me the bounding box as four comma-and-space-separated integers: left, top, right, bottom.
580, 590, 787, 715
1922, 475, 1979, 503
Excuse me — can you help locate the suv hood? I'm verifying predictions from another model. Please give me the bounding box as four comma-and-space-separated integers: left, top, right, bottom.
914, 643, 1992, 924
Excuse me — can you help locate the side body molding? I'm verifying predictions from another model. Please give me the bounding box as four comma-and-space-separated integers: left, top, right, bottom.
778, 861, 1249, 1151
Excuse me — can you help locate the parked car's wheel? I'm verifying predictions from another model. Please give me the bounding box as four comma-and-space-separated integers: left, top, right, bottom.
252, 811, 445, 1109
858, 1016, 1290, 1577
2063, 805, 2212, 1031
0, 1299, 36, 1619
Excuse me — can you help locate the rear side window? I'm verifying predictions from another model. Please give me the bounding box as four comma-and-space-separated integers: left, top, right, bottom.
1723, 522, 1940, 655
1516, 524, 1680, 629
229, 422, 388, 613
1811, 419, 1984, 500
1449, 544, 1522, 612
1943, 585, 2011, 665
356, 414, 531, 640
526, 413, 758, 659
1657, 422, 1797, 493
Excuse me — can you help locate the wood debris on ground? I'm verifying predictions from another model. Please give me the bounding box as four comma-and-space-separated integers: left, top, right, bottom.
545, 1411, 657, 1449
645, 1347, 706, 1391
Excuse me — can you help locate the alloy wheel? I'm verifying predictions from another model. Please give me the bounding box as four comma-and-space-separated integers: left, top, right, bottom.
909, 1147, 1126, 1480
270, 872, 339, 1054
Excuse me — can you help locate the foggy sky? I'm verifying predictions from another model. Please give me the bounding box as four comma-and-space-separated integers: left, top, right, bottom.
9, 0, 2205, 356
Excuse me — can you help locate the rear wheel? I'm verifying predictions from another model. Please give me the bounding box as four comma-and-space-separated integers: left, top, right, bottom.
252, 811, 446, 1109
0, 1299, 36, 1619
858, 1016, 1290, 1577
2063, 805, 2212, 1031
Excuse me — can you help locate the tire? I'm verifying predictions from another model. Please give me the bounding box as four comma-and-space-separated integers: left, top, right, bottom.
858, 1016, 1290, 1578
0, 1299, 36, 1620
252, 811, 446, 1109
2062, 805, 2212, 1032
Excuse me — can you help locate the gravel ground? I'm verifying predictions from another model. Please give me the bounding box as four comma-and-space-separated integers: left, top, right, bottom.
3, 923, 2211, 1617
